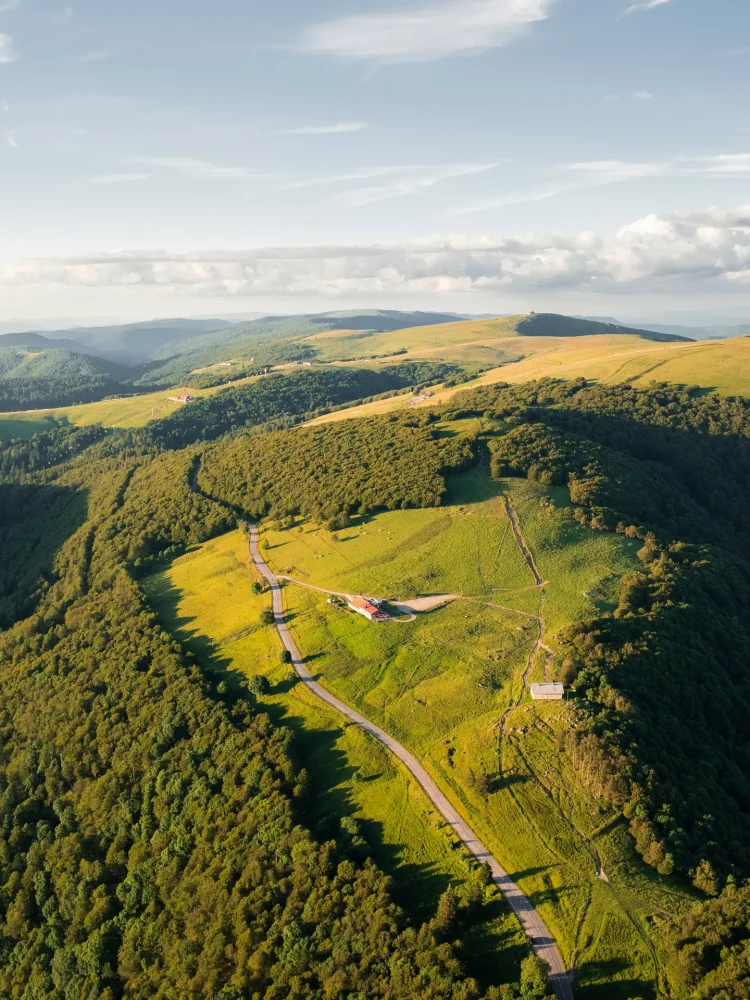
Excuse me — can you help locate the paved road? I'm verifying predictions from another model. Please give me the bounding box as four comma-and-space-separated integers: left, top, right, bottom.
248, 524, 574, 1000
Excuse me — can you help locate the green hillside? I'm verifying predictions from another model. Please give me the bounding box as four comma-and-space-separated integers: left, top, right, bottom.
2, 364, 750, 998
0, 348, 150, 411
138, 309, 463, 386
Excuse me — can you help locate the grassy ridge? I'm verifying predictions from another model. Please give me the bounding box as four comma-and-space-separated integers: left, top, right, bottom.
144, 529, 528, 987
4, 325, 750, 440
260, 467, 694, 999
309, 336, 750, 428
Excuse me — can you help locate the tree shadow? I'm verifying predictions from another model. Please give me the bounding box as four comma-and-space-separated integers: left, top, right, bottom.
143, 565, 459, 924
0, 483, 88, 628
509, 864, 560, 881
574, 959, 655, 1000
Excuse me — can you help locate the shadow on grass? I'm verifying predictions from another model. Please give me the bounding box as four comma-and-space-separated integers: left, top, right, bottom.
574, 960, 656, 1000
510, 864, 560, 881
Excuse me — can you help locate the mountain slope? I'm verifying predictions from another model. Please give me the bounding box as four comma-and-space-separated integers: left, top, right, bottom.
515, 313, 692, 342
0, 348, 148, 411
0, 331, 102, 356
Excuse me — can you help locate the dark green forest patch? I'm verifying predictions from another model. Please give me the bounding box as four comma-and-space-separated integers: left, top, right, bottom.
0, 483, 88, 627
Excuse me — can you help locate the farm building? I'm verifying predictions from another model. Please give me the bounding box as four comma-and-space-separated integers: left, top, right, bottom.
348, 597, 389, 621
530, 682, 565, 701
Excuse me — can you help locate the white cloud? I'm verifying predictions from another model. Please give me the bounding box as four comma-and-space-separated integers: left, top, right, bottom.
281, 162, 506, 206
303, 0, 555, 64
277, 122, 370, 135
692, 153, 750, 175
3, 207, 750, 298
0, 33, 16, 64
284, 166, 430, 190
453, 185, 573, 214
622, 0, 675, 16
78, 49, 111, 63
0, 1, 20, 11
142, 157, 260, 179
331, 163, 502, 207
566, 159, 669, 180
454, 153, 750, 215
90, 173, 148, 184
6, 127, 15, 147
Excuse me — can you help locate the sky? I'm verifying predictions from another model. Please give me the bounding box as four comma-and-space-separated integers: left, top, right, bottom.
0, 0, 749, 324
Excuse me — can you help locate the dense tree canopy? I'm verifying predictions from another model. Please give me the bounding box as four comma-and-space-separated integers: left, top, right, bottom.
199, 413, 475, 521
0, 379, 539, 999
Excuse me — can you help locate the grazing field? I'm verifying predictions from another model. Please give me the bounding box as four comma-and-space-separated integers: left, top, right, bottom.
0, 376, 259, 438
305, 316, 523, 361
308, 334, 750, 427
262, 468, 694, 999
143, 529, 528, 987
491, 335, 750, 397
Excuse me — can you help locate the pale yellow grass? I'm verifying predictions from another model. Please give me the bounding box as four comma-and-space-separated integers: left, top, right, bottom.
308, 335, 750, 427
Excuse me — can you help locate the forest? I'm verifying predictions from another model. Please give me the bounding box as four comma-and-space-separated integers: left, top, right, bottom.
0, 388, 548, 999
4, 370, 750, 998
198, 412, 475, 522
0, 349, 147, 411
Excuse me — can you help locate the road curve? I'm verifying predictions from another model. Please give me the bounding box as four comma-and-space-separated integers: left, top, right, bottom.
248, 523, 574, 1000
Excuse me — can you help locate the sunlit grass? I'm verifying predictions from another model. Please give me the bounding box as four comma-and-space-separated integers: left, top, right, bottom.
143, 528, 527, 986
262, 469, 692, 998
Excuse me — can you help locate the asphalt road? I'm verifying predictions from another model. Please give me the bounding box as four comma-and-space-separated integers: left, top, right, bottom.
248, 523, 574, 1000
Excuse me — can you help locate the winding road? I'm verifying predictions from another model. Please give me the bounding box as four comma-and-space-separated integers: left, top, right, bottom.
248, 523, 574, 1000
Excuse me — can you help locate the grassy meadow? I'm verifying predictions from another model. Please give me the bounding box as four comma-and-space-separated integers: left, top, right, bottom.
305, 316, 523, 362
143, 528, 528, 988
0, 376, 259, 439
309, 332, 750, 427
260, 468, 694, 998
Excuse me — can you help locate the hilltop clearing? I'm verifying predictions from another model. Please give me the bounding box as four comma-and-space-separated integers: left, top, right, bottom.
306, 313, 686, 365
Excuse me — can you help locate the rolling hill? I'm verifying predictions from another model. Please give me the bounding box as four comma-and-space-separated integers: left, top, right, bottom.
39, 317, 239, 365
3, 352, 750, 998
1, 309, 748, 434
0, 347, 151, 412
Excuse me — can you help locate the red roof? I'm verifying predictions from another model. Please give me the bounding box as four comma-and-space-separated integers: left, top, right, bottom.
351, 598, 381, 616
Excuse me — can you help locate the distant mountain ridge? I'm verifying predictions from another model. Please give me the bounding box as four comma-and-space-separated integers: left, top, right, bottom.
516, 313, 693, 343
0, 331, 103, 356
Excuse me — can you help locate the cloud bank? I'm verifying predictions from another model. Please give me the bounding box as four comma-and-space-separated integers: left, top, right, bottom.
2, 208, 749, 298
303, 0, 555, 63
0, 33, 16, 64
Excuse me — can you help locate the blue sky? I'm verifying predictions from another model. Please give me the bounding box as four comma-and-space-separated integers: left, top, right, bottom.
0, 0, 749, 322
